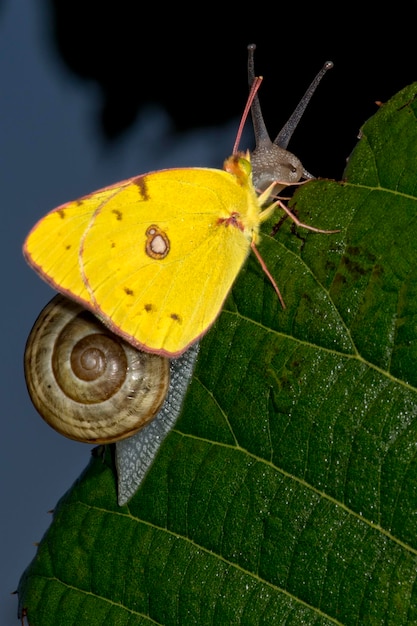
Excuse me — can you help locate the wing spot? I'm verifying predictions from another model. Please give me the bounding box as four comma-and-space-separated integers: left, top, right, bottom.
145, 225, 170, 259
170, 313, 182, 324
112, 209, 123, 221
144, 304, 154, 312
133, 176, 150, 200
57, 209, 66, 219
218, 211, 244, 231
124, 287, 134, 296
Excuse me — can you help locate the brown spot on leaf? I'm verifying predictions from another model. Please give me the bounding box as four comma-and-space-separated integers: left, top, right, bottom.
340, 256, 367, 279
333, 273, 347, 288
373, 264, 384, 279
346, 245, 361, 257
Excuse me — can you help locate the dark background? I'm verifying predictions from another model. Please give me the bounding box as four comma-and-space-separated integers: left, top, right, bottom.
46, 1, 417, 179
2, 1, 417, 623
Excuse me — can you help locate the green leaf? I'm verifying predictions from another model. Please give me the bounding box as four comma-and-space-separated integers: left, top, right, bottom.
19, 84, 417, 625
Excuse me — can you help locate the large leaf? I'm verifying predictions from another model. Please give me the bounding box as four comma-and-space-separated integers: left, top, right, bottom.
18, 84, 417, 625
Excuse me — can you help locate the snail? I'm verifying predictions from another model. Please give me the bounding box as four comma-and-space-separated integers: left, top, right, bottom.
24, 294, 170, 444
247, 43, 333, 194
24, 294, 200, 504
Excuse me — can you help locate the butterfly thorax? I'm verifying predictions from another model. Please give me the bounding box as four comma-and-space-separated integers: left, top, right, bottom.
222, 153, 263, 242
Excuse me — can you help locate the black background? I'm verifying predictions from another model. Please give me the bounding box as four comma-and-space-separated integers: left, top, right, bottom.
47, 0, 417, 182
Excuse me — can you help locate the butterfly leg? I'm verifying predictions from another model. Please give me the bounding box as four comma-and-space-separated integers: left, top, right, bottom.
250, 236, 286, 309
260, 198, 340, 234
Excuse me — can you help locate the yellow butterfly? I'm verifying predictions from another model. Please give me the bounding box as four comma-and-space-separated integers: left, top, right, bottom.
23, 46, 335, 358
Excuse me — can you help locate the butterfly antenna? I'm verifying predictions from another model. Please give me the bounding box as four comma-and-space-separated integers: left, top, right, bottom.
275, 60, 334, 150
233, 73, 263, 155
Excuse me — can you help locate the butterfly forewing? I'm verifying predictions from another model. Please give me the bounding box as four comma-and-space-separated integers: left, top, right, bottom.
23, 182, 134, 307
81, 168, 257, 356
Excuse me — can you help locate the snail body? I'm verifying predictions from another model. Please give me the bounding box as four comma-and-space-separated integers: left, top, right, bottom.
24, 295, 170, 444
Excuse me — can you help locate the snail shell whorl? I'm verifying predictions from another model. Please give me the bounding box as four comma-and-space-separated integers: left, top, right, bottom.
24, 295, 170, 443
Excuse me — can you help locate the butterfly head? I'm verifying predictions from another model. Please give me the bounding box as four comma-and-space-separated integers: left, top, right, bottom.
223, 151, 253, 186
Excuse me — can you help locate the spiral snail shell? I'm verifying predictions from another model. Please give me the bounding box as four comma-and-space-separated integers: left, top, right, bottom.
24, 294, 170, 444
